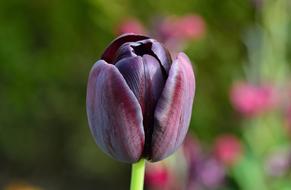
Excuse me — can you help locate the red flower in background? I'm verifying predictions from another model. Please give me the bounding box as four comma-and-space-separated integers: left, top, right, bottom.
214, 134, 243, 166
230, 82, 277, 117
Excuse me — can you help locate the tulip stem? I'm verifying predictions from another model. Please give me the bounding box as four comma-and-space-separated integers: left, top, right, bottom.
130, 159, 145, 190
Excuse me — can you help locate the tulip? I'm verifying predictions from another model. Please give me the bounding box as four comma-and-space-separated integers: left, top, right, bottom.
86, 34, 195, 163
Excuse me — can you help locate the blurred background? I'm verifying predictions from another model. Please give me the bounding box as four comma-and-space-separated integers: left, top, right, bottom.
0, 0, 291, 189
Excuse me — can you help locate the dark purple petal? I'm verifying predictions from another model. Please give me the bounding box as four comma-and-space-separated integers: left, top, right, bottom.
142, 54, 167, 157
115, 55, 166, 157
114, 43, 137, 62
101, 33, 149, 64
151, 52, 195, 162
130, 39, 172, 74
86, 60, 144, 163
151, 41, 172, 73
142, 55, 167, 106
115, 56, 146, 112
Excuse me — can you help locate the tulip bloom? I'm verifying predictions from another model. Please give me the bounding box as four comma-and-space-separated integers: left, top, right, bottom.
86, 34, 195, 163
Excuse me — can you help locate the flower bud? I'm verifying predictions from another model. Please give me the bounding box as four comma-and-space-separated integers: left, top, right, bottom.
86, 34, 195, 163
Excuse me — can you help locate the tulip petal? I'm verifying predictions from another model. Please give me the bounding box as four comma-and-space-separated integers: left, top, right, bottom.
151, 52, 195, 161
130, 39, 172, 74
102, 34, 149, 63
86, 60, 144, 163
115, 43, 136, 62
151, 41, 172, 73
116, 55, 167, 157
115, 56, 146, 112
142, 54, 167, 156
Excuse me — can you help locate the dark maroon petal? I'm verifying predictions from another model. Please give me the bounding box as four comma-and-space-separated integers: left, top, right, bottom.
142, 55, 167, 106
115, 55, 166, 158
86, 60, 144, 163
142, 54, 167, 157
114, 43, 137, 62
101, 33, 149, 64
130, 39, 172, 74
151, 52, 195, 162
151, 41, 172, 73
115, 56, 146, 111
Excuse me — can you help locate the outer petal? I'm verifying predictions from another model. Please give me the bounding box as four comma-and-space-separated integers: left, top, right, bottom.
151, 52, 195, 161
86, 60, 144, 163
101, 33, 149, 63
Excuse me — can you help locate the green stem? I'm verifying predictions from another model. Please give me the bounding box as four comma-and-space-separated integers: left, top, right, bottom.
130, 159, 145, 190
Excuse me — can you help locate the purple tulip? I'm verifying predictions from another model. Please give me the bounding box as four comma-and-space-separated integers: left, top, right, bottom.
86, 34, 195, 163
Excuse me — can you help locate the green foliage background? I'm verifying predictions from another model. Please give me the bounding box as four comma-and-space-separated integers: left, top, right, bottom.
0, 0, 278, 189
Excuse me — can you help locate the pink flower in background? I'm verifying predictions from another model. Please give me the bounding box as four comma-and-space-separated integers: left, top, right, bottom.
214, 134, 242, 166
230, 82, 277, 117
155, 14, 205, 50
145, 162, 182, 190
176, 15, 205, 40
157, 15, 205, 41
145, 163, 171, 189
116, 19, 146, 35
115, 14, 206, 51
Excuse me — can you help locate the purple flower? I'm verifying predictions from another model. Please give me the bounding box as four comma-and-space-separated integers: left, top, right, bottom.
86, 34, 196, 163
